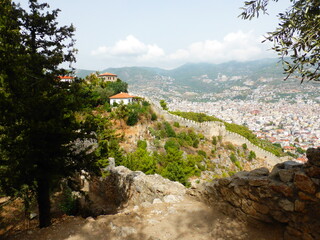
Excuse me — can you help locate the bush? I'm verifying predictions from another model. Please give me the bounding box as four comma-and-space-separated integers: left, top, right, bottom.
151, 113, 157, 121
126, 111, 138, 126
197, 150, 207, 158
160, 100, 168, 110
226, 142, 236, 151
164, 139, 180, 151
248, 151, 256, 161
242, 143, 248, 150
193, 139, 199, 148
230, 153, 237, 163
59, 186, 78, 216
212, 136, 217, 145
234, 160, 243, 170
142, 100, 150, 107
173, 122, 180, 128
137, 140, 147, 150
163, 122, 176, 137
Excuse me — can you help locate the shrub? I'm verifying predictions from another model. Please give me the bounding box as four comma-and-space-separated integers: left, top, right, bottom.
226, 142, 236, 151
197, 150, 207, 158
242, 143, 248, 150
163, 122, 176, 137
160, 100, 168, 110
193, 139, 199, 148
230, 153, 237, 163
151, 113, 157, 121
142, 100, 150, 107
248, 151, 256, 161
59, 186, 78, 216
164, 139, 180, 151
137, 140, 147, 150
173, 122, 180, 128
126, 111, 138, 126
212, 136, 217, 145
234, 160, 243, 170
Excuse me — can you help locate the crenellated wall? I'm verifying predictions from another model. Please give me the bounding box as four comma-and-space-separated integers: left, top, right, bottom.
150, 101, 281, 164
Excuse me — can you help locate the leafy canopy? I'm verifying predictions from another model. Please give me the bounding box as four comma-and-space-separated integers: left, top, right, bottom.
240, 0, 320, 82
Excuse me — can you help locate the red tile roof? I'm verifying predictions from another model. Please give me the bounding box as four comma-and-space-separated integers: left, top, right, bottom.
98, 72, 117, 77
59, 76, 75, 79
109, 92, 135, 99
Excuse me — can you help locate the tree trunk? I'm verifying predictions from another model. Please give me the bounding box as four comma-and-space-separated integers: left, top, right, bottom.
37, 177, 51, 228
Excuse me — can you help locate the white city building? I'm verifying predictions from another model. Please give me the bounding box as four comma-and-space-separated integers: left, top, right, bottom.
109, 92, 135, 105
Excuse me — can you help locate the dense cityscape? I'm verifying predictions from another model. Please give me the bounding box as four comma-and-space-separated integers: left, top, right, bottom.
131, 77, 320, 156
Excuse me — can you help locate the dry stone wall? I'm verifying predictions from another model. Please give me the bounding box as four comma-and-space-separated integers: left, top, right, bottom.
150, 102, 280, 164
193, 147, 320, 240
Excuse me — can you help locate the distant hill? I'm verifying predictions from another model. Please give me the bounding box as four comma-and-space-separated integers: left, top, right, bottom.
75, 58, 305, 98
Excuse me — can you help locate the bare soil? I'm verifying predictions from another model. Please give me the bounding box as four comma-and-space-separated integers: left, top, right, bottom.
2, 196, 284, 240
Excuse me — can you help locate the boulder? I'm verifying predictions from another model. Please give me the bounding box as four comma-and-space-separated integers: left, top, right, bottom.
306, 147, 320, 166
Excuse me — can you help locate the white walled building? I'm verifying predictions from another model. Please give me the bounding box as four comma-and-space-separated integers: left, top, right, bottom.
109, 92, 135, 105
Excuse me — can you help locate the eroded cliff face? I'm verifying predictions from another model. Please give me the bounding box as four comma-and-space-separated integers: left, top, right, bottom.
193, 147, 320, 240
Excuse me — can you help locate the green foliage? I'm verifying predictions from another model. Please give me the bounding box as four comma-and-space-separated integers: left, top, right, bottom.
89, 114, 124, 168
151, 113, 157, 121
212, 136, 217, 145
160, 99, 168, 110
226, 142, 236, 151
170, 111, 223, 123
242, 143, 248, 150
126, 111, 139, 126
137, 140, 147, 150
59, 186, 78, 216
163, 122, 176, 137
142, 101, 150, 107
164, 139, 180, 151
107, 79, 128, 94
173, 122, 180, 128
82, 74, 128, 107
197, 150, 207, 158
112, 100, 153, 127
0, 0, 102, 228
192, 139, 199, 148
286, 151, 298, 158
240, 0, 320, 82
234, 160, 242, 170
225, 123, 283, 157
248, 151, 256, 161
296, 147, 305, 154
162, 162, 188, 186
230, 153, 237, 163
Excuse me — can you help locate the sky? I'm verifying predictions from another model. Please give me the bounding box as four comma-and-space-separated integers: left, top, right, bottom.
17, 0, 291, 70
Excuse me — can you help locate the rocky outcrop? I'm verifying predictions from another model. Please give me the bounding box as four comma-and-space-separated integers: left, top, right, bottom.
80, 165, 186, 216
193, 147, 320, 240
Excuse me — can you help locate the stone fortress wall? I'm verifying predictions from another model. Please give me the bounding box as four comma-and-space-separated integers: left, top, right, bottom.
192, 148, 320, 240
149, 100, 281, 165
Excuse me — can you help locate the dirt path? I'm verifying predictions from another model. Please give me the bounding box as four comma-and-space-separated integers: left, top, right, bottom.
5, 196, 284, 240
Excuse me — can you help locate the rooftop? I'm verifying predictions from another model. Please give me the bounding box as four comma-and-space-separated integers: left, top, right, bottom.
109, 92, 135, 99
98, 72, 117, 77
59, 76, 75, 79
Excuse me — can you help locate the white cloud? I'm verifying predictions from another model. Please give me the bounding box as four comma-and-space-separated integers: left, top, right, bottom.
170, 31, 263, 63
91, 35, 164, 59
91, 31, 273, 68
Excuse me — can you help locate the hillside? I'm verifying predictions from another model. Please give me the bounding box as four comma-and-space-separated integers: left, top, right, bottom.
75, 58, 320, 102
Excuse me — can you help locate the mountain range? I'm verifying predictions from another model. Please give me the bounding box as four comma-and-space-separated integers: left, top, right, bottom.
75, 58, 320, 102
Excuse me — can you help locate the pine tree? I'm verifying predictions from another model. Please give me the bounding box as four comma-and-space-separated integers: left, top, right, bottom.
0, 0, 99, 228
